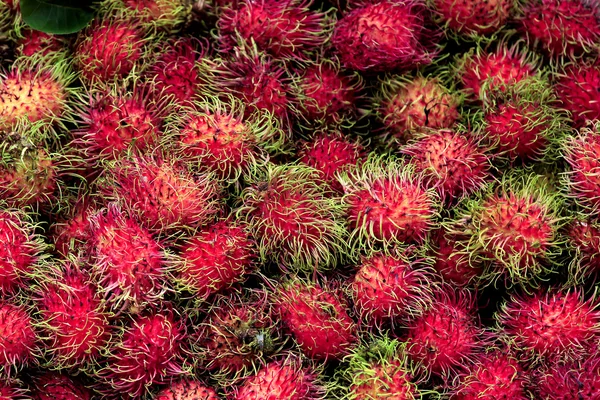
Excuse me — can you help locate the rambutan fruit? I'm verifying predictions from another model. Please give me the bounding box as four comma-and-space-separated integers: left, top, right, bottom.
0, 301, 38, 377
191, 291, 280, 381
97, 308, 188, 398
351, 248, 433, 327
562, 122, 600, 215
457, 42, 538, 102
331, 0, 439, 72
74, 17, 146, 84
30, 372, 92, 400
297, 130, 366, 192
217, 0, 331, 59
555, 61, 600, 128
429, 227, 482, 287
450, 350, 530, 399
88, 205, 167, 313
236, 163, 348, 271
32, 261, 110, 370
497, 287, 600, 360
518, 0, 600, 58
71, 83, 167, 162
169, 96, 274, 182
274, 278, 357, 361
49, 195, 97, 257
445, 171, 564, 288
173, 218, 256, 302
333, 336, 428, 400
401, 128, 490, 204
291, 59, 364, 128
0, 207, 44, 295
103, 153, 222, 234
536, 356, 600, 399
230, 354, 325, 400
15, 29, 63, 59
565, 215, 600, 280
405, 287, 483, 375
117, 0, 192, 33
338, 155, 439, 252
0, 379, 28, 400
156, 378, 219, 400
429, 0, 513, 37
376, 74, 461, 143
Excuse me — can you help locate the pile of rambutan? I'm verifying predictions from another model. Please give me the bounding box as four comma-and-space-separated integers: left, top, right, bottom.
2, 0, 600, 398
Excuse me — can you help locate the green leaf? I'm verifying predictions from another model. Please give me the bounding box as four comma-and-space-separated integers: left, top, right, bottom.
20, 0, 96, 35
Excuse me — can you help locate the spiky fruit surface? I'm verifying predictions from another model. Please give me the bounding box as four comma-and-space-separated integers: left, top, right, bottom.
563, 124, 600, 214
536, 357, 600, 399
237, 164, 347, 271
231, 356, 325, 400
73, 87, 163, 160
451, 352, 529, 399
447, 173, 561, 287
217, 0, 329, 59
431, 0, 512, 35
275, 280, 356, 361
519, 0, 600, 57
402, 129, 490, 203
34, 265, 109, 368
16, 29, 63, 58
293, 61, 362, 126
105, 154, 222, 233
566, 217, 600, 278
458, 45, 536, 101
122, 0, 191, 32
497, 289, 600, 359
98, 310, 187, 397
297, 131, 365, 192
339, 157, 438, 251
0, 302, 37, 377
378, 75, 460, 143
405, 288, 481, 375
175, 219, 255, 301
555, 62, 600, 128
30, 372, 92, 400
50, 197, 96, 257
0, 380, 27, 400
74, 19, 145, 83
332, 0, 438, 72
351, 250, 432, 326
155, 379, 219, 400
429, 228, 481, 287
89, 206, 166, 312
0, 209, 40, 295
0, 68, 66, 129
192, 293, 277, 378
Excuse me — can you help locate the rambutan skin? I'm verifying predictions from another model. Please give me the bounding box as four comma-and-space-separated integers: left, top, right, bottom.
535, 357, 600, 399
431, 0, 512, 36
0, 302, 38, 377
155, 379, 219, 400
30, 372, 92, 400
566, 216, 600, 278
332, 0, 439, 72
555, 62, 600, 128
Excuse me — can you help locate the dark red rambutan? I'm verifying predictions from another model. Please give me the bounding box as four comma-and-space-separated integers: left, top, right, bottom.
97, 309, 188, 398
518, 0, 600, 58
555, 61, 600, 128
174, 218, 256, 301
429, 227, 482, 287
497, 288, 600, 360
401, 128, 490, 203
103, 153, 222, 234
217, 0, 330, 59
430, 0, 513, 36
566, 216, 600, 279
155, 378, 219, 400
30, 372, 92, 400
0, 379, 28, 400
536, 356, 600, 399
297, 130, 366, 192
332, 0, 439, 72
15, 29, 63, 58
274, 279, 357, 361
0, 301, 38, 377
405, 287, 483, 375
49, 195, 97, 257
237, 163, 348, 271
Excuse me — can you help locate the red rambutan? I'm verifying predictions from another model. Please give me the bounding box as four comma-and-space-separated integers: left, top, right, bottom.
0, 301, 38, 377
156, 378, 219, 400
536, 356, 600, 399
15, 29, 63, 58
429, 227, 482, 287
430, 0, 513, 36
30, 372, 92, 400
566, 216, 600, 279
555, 61, 600, 128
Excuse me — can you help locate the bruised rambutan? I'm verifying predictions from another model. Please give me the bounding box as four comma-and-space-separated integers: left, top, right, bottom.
0, 301, 38, 377
174, 218, 256, 301
377, 74, 461, 143
217, 0, 330, 59
430, 0, 513, 36
351, 249, 433, 327
518, 0, 600, 58
332, 0, 439, 72
401, 128, 490, 203
156, 379, 219, 400
297, 130, 366, 192
497, 288, 600, 360
555, 61, 600, 128
30, 372, 92, 400
274, 279, 356, 361
339, 156, 439, 252
74, 18, 146, 83
97, 309, 188, 398
450, 351, 530, 399
230, 355, 325, 400
237, 163, 348, 271
104, 153, 222, 234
